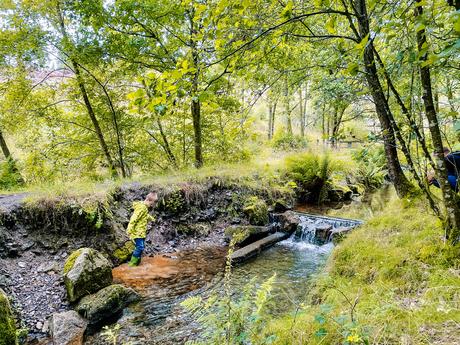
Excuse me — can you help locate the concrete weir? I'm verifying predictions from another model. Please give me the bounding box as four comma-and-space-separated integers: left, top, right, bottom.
229, 212, 363, 265
230, 232, 290, 264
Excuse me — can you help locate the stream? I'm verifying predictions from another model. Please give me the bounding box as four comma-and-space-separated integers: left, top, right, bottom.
90, 213, 361, 345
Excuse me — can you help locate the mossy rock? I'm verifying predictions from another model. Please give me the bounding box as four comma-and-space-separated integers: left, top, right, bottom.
76, 284, 140, 325
224, 225, 271, 246
177, 223, 211, 236
0, 289, 16, 345
272, 198, 292, 212
243, 196, 269, 226
327, 184, 353, 202
113, 241, 135, 263
63, 248, 84, 275
64, 248, 113, 303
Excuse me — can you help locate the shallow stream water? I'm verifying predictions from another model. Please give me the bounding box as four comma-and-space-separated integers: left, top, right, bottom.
89, 213, 360, 345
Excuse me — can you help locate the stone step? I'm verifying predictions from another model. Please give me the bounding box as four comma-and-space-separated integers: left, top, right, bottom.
230, 232, 290, 264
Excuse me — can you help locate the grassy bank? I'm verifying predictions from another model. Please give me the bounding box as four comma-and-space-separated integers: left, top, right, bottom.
268, 195, 460, 344
2, 147, 358, 201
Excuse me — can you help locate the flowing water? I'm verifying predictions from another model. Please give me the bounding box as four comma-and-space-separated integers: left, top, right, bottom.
91, 213, 361, 345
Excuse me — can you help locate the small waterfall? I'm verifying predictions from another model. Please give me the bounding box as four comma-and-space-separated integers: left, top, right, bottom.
292, 213, 362, 245
296, 218, 317, 243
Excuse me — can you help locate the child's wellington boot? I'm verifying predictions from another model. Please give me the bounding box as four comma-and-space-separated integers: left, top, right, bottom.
128, 256, 140, 267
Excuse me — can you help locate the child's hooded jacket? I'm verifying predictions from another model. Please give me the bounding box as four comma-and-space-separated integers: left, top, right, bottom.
126, 201, 155, 240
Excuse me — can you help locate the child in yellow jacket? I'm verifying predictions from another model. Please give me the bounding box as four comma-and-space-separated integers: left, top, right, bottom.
127, 192, 158, 267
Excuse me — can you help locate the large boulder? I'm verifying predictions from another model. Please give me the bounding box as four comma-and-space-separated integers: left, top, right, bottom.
64, 248, 113, 303
327, 186, 353, 202
0, 289, 16, 345
224, 225, 272, 247
243, 196, 269, 226
50, 310, 87, 345
76, 284, 140, 326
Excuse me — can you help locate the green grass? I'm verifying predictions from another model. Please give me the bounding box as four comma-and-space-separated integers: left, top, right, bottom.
267, 194, 460, 344
1, 147, 356, 199
9, 149, 291, 201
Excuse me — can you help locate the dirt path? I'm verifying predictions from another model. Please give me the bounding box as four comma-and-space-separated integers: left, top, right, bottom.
0, 193, 29, 212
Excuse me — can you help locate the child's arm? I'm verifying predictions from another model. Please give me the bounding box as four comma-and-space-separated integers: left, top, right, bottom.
127, 207, 146, 231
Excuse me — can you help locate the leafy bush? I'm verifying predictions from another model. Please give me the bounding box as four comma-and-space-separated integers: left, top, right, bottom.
272, 132, 308, 152
0, 158, 24, 190
182, 275, 277, 345
182, 239, 277, 345
351, 145, 387, 191
285, 152, 334, 203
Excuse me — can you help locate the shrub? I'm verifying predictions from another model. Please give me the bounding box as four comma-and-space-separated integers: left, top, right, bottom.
285, 152, 334, 203
0, 158, 24, 190
272, 132, 308, 152
351, 145, 387, 191
181, 275, 277, 345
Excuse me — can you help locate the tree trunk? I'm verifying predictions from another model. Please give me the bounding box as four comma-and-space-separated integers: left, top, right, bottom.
416, 0, 460, 243
0, 128, 24, 183
302, 85, 308, 136
321, 103, 326, 142
157, 118, 178, 169
372, 48, 439, 214
268, 98, 277, 140
299, 89, 305, 137
56, 2, 118, 178
97, 78, 127, 177
353, 0, 413, 197
0, 128, 12, 159
373, 48, 435, 169
72, 64, 118, 177
268, 98, 273, 139
331, 106, 346, 148
190, 11, 203, 168
76, 65, 128, 178
191, 97, 203, 168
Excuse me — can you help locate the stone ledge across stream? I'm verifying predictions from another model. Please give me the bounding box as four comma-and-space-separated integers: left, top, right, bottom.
230, 232, 290, 264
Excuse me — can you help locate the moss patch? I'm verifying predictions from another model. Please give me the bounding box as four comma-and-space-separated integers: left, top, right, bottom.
113, 241, 135, 263
0, 289, 16, 345
63, 248, 84, 275
243, 196, 269, 226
